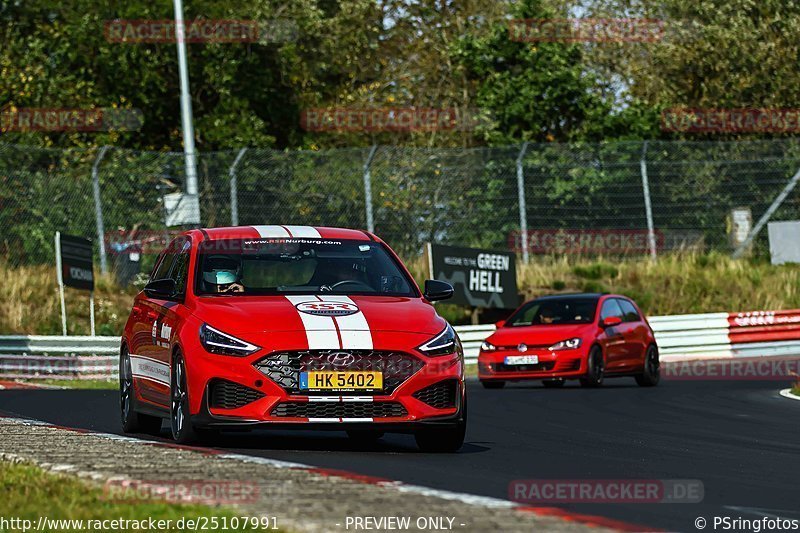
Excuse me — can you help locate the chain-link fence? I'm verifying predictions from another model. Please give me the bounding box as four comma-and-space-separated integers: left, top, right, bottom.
2, 139, 800, 277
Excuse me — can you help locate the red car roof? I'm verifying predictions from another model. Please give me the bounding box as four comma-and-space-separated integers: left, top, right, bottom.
187, 225, 374, 242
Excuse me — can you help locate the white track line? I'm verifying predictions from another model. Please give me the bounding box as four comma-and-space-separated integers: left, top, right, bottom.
779, 388, 800, 401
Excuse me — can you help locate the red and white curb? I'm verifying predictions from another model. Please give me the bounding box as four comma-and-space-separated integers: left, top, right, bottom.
0, 414, 650, 532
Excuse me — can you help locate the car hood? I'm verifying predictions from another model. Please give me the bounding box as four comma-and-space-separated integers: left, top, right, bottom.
487, 324, 591, 348
191, 295, 446, 336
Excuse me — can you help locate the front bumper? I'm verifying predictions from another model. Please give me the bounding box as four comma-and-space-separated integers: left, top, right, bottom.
183, 331, 465, 428
478, 348, 587, 381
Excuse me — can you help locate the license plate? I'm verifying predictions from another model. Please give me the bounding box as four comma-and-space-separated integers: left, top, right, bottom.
300, 371, 383, 391
504, 355, 539, 365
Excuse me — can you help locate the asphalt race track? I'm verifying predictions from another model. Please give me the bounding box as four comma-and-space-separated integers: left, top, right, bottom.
1, 378, 798, 532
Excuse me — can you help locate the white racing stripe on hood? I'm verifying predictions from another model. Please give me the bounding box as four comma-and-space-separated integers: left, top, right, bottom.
284, 295, 340, 349
317, 295, 373, 350
252, 225, 290, 238
283, 225, 321, 238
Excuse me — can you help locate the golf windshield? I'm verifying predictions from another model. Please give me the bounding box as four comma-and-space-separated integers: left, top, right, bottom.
195, 238, 417, 297
506, 298, 598, 326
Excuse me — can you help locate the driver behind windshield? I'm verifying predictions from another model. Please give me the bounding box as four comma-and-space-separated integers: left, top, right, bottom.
202, 255, 245, 294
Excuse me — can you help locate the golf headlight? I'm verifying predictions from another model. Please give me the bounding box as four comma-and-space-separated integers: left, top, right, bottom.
417, 324, 459, 357
549, 338, 582, 351
480, 341, 497, 352
199, 323, 260, 356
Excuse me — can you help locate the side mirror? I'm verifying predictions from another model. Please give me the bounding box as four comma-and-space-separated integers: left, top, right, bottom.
424, 280, 454, 302
144, 278, 176, 299
495, 320, 505, 329
601, 316, 623, 328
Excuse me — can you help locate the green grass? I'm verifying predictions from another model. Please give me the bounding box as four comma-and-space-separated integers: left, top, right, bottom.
792, 386, 800, 397
0, 461, 273, 532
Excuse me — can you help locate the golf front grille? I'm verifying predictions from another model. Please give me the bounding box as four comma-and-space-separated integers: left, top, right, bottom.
208, 379, 264, 410
412, 379, 458, 409
492, 361, 556, 373
255, 350, 424, 395
271, 401, 407, 419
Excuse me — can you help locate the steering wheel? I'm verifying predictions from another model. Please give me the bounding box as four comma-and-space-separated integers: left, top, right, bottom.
320, 280, 373, 292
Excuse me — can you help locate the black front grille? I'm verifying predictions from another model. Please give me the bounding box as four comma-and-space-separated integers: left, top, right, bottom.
271, 401, 407, 418
492, 361, 556, 373
208, 379, 264, 410
255, 350, 424, 395
413, 380, 458, 409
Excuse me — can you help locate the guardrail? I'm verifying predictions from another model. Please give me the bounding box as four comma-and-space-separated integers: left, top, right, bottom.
0, 336, 119, 379
1, 309, 800, 379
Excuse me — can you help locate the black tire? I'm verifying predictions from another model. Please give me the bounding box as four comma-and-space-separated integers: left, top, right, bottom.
542, 378, 565, 388
481, 380, 505, 389
346, 429, 385, 443
635, 344, 660, 387
170, 352, 199, 444
415, 395, 467, 453
120, 346, 163, 435
579, 346, 605, 388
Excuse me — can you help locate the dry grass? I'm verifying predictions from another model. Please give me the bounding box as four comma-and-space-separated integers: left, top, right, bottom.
407, 252, 800, 317
2, 252, 800, 334
0, 262, 137, 335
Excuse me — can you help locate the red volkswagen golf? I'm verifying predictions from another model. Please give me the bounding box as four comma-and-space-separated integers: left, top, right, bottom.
478, 293, 659, 389
120, 225, 466, 452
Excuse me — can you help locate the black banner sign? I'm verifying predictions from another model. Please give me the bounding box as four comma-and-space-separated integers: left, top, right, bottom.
58, 234, 94, 291
426, 244, 519, 309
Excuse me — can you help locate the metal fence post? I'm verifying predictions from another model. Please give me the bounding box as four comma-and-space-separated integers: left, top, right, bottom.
516, 142, 530, 263
363, 145, 378, 233
228, 148, 247, 226
91, 145, 110, 274
640, 141, 657, 261
733, 164, 800, 258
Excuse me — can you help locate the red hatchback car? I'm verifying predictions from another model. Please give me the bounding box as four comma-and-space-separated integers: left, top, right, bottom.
120, 225, 466, 452
478, 293, 659, 388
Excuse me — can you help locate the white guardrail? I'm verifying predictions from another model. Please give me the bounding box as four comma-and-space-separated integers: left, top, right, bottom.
2, 311, 800, 379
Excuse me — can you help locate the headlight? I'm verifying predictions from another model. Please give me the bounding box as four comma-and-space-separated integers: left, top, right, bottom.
480, 341, 497, 352
549, 338, 582, 351
417, 324, 459, 357
199, 323, 261, 356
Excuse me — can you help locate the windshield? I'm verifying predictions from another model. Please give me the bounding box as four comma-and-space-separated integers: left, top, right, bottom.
194, 238, 417, 297
506, 298, 598, 326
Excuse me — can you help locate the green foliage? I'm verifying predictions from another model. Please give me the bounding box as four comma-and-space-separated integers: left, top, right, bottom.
573, 262, 620, 280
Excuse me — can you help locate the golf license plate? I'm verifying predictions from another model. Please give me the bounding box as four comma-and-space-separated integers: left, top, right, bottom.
300, 371, 383, 391
504, 355, 539, 365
